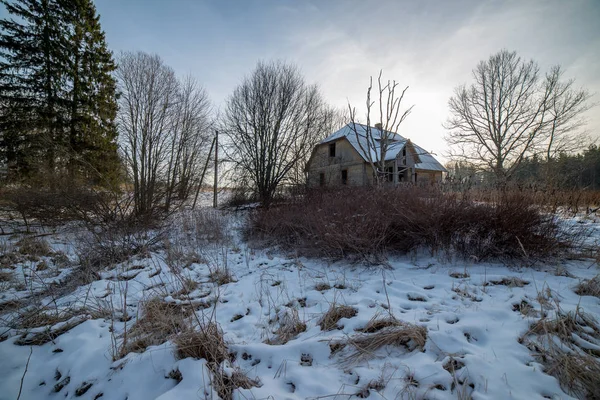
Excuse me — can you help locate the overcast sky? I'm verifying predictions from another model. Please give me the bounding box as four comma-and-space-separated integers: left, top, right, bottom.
26, 1, 600, 161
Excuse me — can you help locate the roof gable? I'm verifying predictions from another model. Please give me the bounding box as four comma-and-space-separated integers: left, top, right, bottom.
320, 123, 447, 172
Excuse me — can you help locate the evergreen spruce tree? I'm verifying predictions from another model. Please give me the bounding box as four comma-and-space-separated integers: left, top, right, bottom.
63, 0, 119, 185
0, 0, 69, 178
0, 0, 119, 185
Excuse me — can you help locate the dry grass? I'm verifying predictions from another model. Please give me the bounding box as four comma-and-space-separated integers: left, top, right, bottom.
17, 236, 52, 257
15, 317, 88, 346
208, 267, 235, 286
341, 322, 427, 364
212, 368, 260, 400
574, 275, 600, 297
357, 315, 401, 333
318, 304, 358, 331
267, 308, 306, 345
535, 348, 600, 399
173, 322, 228, 363
314, 282, 331, 291
173, 320, 259, 400
486, 277, 530, 287
523, 309, 600, 399
120, 298, 193, 357
0, 270, 13, 282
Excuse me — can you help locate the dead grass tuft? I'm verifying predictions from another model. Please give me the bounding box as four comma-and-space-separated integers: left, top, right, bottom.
15, 317, 88, 346
267, 309, 306, 345
574, 275, 600, 298
357, 315, 401, 333
341, 322, 427, 364
0, 270, 13, 282
536, 348, 600, 399
120, 298, 193, 357
173, 322, 228, 364
212, 368, 260, 400
523, 309, 600, 398
486, 277, 529, 287
208, 267, 235, 286
17, 236, 52, 257
318, 304, 358, 331
315, 282, 331, 291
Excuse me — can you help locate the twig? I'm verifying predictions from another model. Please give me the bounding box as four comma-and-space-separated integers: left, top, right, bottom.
17, 346, 33, 400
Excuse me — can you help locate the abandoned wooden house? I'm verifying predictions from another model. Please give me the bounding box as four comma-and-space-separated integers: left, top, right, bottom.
306, 123, 446, 187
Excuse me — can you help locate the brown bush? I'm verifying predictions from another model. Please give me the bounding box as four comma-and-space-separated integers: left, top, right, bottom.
248, 186, 574, 261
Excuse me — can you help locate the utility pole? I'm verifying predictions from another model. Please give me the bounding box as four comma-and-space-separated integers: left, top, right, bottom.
213, 129, 218, 208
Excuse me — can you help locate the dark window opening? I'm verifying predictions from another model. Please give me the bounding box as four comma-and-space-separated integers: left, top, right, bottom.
386, 166, 394, 182
341, 169, 348, 185
319, 173, 325, 186
329, 143, 336, 157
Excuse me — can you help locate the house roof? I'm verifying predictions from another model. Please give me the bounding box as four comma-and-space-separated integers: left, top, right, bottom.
320, 123, 447, 172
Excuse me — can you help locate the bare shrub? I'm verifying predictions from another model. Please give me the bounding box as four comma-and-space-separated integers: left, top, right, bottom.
574, 275, 600, 298
0, 179, 118, 229
318, 304, 358, 331
248, 186, 572, 262
77, 220, 165, 282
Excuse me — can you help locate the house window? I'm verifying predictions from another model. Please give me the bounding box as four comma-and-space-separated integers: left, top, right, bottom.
402, 147, 406, 157
386, 166, 394, 182
319, 173, 325, 186
329, 143, 336, 157
341, 169, 348, 185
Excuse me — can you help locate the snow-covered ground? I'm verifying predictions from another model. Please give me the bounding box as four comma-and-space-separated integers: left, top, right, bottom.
0, 209, 599, 400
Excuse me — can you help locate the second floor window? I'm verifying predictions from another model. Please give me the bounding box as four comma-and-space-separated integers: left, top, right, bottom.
329, 142, 336, 157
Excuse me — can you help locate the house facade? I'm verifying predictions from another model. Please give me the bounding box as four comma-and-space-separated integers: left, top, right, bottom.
306, 123, 446, 187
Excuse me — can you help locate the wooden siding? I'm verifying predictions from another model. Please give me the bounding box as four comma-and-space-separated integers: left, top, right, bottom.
306, 139, 372, 187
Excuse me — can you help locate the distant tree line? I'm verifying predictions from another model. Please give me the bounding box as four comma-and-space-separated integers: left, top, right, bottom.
447, 145, 600, 190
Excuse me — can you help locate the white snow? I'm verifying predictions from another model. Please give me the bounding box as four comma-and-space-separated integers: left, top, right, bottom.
0, 210, 598, 400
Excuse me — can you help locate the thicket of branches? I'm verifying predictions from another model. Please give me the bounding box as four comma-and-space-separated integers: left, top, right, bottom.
117, 51, 213, 218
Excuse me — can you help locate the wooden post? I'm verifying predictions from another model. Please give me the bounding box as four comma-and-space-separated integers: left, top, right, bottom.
213, 130, 218, 208
192, 136, 216, 209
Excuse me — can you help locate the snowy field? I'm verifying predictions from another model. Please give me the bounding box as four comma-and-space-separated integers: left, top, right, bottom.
0, 209, 599, 400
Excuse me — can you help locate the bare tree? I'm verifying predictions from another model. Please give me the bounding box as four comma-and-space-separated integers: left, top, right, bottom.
117, 52, 212, 217
348, 70, 414, 184
221, 60, 329, 204
445, 50, 593, 183
164, 75, 212, 211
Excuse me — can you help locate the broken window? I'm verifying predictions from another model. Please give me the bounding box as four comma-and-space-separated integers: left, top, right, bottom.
319, 173, 325, 186
329, 143, 336, 157
341, 169, 348, 185
386, 166, 394, 182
